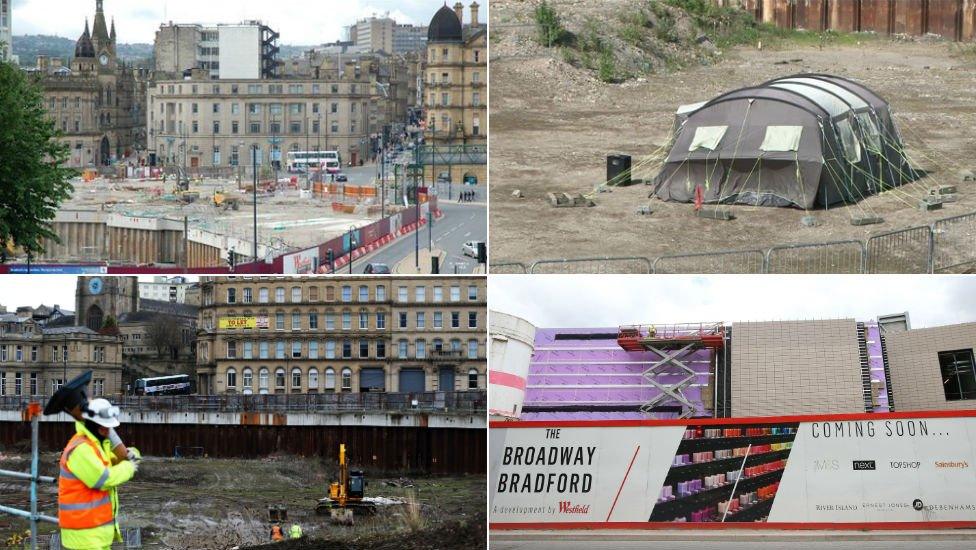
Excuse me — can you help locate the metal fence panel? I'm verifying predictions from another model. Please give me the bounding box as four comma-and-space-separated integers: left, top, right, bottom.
530, 256, 651, 274
489, 262, 528, 274
765, 240, 866, 274
866, 225, 934, 274
933, 212, 976, 273
653, 249, 766, 274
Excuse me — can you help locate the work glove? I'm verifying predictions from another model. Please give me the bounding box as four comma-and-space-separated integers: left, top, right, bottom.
127, 446, 142, 463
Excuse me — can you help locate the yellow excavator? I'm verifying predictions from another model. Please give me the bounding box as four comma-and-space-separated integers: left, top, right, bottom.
213, 188, 240, 211
316, 444, 376, 518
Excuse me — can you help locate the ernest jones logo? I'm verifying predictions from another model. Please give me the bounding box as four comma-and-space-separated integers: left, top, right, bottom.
558, 501, 590, 514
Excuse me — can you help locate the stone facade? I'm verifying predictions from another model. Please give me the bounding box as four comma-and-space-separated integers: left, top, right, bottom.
731, 319, 865, 417
885, 321, 976, 411
195, 276, 487, 395
75, 276, 139, 332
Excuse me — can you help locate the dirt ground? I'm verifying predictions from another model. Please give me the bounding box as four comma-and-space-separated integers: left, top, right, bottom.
489, 0, 976, 269
0, 452, 485, 550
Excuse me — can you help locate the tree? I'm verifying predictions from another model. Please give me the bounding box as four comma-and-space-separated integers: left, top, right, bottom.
0, 59, 75, 258
99, 315, 119, 336
146, 314, 185, 360
534, 1, 568, 47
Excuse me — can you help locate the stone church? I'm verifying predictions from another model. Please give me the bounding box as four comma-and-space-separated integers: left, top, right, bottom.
75, 276, 139, 331
31, 0, 147, 167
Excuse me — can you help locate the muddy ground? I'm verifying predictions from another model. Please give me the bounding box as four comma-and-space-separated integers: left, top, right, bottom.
0, 452, 485, 550
489, 0, 976, 270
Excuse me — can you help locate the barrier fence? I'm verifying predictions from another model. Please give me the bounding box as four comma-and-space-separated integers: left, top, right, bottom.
493, 210, 976, 274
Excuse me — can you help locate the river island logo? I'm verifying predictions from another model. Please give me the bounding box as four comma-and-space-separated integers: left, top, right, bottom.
558, 501, 590, 514
913, 499, 924, 511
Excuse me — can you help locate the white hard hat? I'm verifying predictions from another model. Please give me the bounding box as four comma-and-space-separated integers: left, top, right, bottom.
82, 398, 121, 428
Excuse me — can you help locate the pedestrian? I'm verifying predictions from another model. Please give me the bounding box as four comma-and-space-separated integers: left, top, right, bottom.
270, 522, 285, 542
457, 192, 462, 203
289, 523, 303, 539
57, 398, 141, 550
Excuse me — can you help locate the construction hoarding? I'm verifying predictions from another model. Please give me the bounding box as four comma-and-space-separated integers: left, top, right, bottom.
490, 410, 976, 528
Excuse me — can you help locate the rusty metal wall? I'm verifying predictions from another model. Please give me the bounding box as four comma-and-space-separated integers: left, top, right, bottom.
829, 0, 860, 31
796, 0, 827, 31
0, 421, 485, 475
860, 0, 893, 33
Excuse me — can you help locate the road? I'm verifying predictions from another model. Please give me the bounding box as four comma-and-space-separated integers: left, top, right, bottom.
351, 201, 487, 274
491, 540, 976, 550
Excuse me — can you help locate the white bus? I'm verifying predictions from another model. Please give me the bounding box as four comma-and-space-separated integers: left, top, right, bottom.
287, 151, 341, 174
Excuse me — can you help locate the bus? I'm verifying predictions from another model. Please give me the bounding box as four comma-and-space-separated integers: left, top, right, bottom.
134, 374, 193, 396
287, 151, 341, 174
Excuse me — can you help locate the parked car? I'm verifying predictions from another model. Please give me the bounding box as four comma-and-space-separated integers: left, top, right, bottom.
336, 174, 349, 182
462, 241, 485, 259
364, 263, 391, 274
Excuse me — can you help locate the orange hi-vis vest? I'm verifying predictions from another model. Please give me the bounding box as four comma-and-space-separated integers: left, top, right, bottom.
271, 524, 284, 541
58, 433, 114, 530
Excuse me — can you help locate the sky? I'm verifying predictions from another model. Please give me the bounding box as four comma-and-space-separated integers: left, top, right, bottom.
0, 276, 198, 312
10, 0, 451, 45
489, 275, 976, 330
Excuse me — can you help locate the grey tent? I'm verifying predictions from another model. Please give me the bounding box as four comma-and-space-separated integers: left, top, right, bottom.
653, 74, 917, 209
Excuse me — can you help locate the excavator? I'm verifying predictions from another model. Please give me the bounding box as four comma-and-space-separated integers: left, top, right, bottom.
316, 444, 377, 519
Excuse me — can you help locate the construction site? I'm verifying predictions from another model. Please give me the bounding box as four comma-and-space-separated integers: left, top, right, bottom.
0, 394, 486, 549
489, 0, 976, 273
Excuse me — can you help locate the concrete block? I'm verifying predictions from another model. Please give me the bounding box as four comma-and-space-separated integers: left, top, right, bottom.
850, 216, 884, 226
547, 192, 567, 207
801, 215, 820, 227
919, 198, 944, 211
940, 194, 959, 203
696, 207, 735, 221
636, 206, 653, 216
932, 185, 957, 195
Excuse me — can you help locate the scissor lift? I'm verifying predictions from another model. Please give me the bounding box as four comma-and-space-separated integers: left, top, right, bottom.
617, 323, 725, 418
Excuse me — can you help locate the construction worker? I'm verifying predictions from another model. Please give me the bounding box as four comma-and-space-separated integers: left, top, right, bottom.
270, 522, 285, 542
289, 523, 303, 539
58, 398, 141, 550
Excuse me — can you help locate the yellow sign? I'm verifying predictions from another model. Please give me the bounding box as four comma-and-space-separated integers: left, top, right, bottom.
219, 316, 256, 330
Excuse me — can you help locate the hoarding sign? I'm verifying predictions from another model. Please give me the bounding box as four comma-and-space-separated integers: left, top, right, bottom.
490, 412, 976, 528
219, 316, 266, 330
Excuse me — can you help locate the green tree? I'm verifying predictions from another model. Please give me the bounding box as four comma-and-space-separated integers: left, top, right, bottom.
534, 1, 567, 47
0, 59, 75, 260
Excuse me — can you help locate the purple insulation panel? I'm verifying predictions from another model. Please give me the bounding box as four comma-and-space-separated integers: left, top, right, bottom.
866, 322, 891, 413
521, 328, 715, 421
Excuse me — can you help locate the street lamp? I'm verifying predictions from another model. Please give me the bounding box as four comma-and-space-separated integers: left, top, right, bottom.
252, 144, 259, 262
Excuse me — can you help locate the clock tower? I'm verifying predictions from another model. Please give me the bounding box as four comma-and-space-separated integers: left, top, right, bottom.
76, 276, 138, 331
90, 0, 117, 73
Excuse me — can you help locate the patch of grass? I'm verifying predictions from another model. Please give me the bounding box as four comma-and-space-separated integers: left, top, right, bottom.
534, 1, 569, 47
598, 50, 618, 82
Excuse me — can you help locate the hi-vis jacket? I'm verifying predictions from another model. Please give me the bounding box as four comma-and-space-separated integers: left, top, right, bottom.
58, 422, 135, 550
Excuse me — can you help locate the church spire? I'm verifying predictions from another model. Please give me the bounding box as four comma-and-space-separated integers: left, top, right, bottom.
92, 0, 110, 48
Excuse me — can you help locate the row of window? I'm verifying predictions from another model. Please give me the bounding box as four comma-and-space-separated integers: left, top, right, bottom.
206, 310, 479, 332
0, 345, 107, 363
426, 92, 483, 108
159, 83, 362, 96
427, 47, 482, 64
427, 71, 483, 85
223, 338, 481, 360
158, 119, 354, 137
222, 366, 480, 392
0, 372, 105, 397
219, 284, 480, 305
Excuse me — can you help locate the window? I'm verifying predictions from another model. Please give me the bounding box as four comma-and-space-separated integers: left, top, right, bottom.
15, 346, 22, 361
450, 286, 461, 302
398, 340, 408, 359
468, 285, 478, 301
310, 287, 319, 301
30, 346, 37, 362
243, 342, 253, 359
376, 285, 386, 301
416, 339, 426, 359
292, 312, 301, 330
376, 312, 386, 329
308, 368, 319, 390
939, 349, 976, 401
451, 312, 460, 328
292, 368, 302, 390
376, 341, 386, 359
30, 373, 38, 396
434, 312, 443, 329
415, 286, 426, 302
259, 368, 269, 392
341, 368, 352, 392
325, 368, 336, 390
226, 368, 237, 389
292, 287, 302, 302
259, 341, 269, 359
416, 312, 426, 329
359, 286, 369, 302
342, 312, 351, 330
326, 340, 336, 359
398, 287, 408, 303
469, 312, 478, 329
275, 287, 285, 302
275, 368, 286, 389
243, 369, 253, 390
292, 341, 302, 359
433, 287, 443, 302
468, 339, 479, 359
243, 288, 253, 303
468, 369, 479, 390
309, 341, 319, 359
342, 340, 352, 359
276, 341, 285, 359
275, 312, 285, 330
359, 340, 369, 358
227, 341, 237, 359
326, 314, 336, 330
309, 312, 318, 329
359, 312, 368, 330
342, 286, 352, 302
399, 313, 408, 329
15, 373, 22, 396
227, 288, 237, 303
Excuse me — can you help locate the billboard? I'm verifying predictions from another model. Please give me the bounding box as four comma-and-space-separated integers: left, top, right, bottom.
490, 411, 976, 528
219, 315, 269, 330
284, 247, 319, 275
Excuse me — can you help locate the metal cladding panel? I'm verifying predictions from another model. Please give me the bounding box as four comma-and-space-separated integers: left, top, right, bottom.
773, 0, 795, 28
928, 0, 962, 39
399, 369, 427, 393
795, 0, 826, 31
0, 422, 485, 475
893, 0, 925, 35
860, 0, 893, 33
828, 0, 859, 32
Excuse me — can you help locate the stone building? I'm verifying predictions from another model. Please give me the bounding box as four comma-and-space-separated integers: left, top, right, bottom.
32, 0, 146, 167
0, 314, 122, 398
118, 299, 198, 380
194, 276, 487, 395
154, 21, 279, 80
75, 276, 138, 332
423, 2, 487, 185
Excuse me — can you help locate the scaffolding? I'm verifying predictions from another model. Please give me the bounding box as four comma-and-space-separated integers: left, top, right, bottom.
0, 403, 58, 550
617, 323, 725, 418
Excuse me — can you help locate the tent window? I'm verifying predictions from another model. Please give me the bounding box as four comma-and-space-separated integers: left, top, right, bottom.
688, 126, 728, 152
836, 119, 862, 164
856, 112, 882, 154
759, 126, 803, 152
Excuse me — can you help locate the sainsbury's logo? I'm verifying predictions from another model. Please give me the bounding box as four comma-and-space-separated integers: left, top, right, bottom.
558, 501, 590, 514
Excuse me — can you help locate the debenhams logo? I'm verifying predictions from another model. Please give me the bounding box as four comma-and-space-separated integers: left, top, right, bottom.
558, 501, 590, 514
935, 460, 970, 469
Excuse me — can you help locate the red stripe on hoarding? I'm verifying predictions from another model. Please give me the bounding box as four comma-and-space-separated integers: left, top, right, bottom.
490, 520, 976, 531
605, 445, 640, 522
489, 370, 526, 390
490, 408, 976, 429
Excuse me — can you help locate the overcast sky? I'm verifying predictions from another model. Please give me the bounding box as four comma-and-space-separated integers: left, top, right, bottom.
10, 0, 451, 45
0, 276, 198, 312
489, 275, 976, 330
